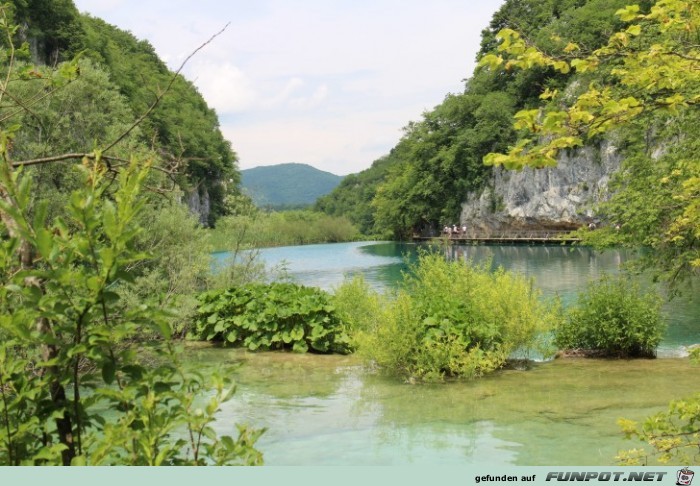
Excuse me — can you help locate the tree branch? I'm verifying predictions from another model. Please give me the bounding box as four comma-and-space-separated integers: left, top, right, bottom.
11, 153, 129, 168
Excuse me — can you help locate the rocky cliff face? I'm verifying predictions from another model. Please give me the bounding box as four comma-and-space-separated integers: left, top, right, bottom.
187, 185, 211, 226
460, 142, 621, 230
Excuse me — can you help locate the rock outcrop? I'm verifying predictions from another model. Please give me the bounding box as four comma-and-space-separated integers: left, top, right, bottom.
187, 184, 211, 226
460, 142, 621, 231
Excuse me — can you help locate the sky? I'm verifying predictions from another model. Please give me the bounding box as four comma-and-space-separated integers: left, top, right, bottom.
72, 0, 505, 175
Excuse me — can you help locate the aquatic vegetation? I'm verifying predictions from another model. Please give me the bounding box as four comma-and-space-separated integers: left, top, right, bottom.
194, 283, 352, 354
555, 275, 665, 358
334, 252, 559, 381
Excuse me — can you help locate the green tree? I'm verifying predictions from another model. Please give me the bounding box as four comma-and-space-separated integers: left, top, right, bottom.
372, 91, 516, 238
8, 0, 85, 63
479, 0, 699, 283
80, 15, 240, 224
316, 152, 399, 237
6, 59, 145, 223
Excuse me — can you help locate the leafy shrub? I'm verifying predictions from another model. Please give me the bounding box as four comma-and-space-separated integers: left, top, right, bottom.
0, 162, 262, 466
334, 252, 559, 381
555, 275, 665, 357
194, 283, 351, 354
332, 275, 383, 342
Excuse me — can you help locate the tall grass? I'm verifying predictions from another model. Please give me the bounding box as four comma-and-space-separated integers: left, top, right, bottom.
209, 210, 361, 251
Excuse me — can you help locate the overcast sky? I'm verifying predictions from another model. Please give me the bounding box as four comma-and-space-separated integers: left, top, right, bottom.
72, 0, 505, 175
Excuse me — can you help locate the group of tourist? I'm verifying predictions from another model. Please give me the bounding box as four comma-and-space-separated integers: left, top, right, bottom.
442, 224, 468, 237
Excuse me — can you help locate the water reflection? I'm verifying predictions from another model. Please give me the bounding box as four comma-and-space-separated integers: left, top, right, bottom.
440, 244, 633, 302
213, 241, 403, 292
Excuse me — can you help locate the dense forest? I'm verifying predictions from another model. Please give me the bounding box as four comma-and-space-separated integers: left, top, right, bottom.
241, 163, 344, 209
9, 0, 239, 224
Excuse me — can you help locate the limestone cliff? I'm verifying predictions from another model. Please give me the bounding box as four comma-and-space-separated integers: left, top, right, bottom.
187, 185, 211, 226
460, 142, 621, 231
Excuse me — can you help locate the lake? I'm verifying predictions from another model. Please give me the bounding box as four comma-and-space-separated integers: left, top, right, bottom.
205, 241, 699, 465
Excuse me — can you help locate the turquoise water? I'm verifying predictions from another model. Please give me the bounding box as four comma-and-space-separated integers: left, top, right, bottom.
213, 241, 698, 354
204, 241, 699, 465
212, 241, 405, 291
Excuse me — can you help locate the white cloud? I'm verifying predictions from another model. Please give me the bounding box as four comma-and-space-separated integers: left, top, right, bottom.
288, 84, 328, 110
222, 104, 424, 175
262, 77, 305, 108
192, 61, 258, 113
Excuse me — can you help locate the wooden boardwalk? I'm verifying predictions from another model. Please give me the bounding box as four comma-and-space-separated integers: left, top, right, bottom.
413, 229, 580, 245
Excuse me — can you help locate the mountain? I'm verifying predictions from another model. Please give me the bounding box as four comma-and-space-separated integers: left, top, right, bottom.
241, 163, 344, 209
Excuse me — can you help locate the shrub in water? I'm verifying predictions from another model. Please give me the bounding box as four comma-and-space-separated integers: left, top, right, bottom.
555, 275, 665, 357
194, 283, 351, 353
333, 252, 559, 381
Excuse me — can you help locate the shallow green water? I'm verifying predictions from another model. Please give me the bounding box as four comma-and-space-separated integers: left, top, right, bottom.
187, 346, 700, 465
206, 241, 699, 465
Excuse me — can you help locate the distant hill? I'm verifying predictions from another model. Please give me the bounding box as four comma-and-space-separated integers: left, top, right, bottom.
241, 163, 344, 209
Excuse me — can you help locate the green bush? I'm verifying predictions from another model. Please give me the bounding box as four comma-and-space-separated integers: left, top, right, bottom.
333, 252, 559, 381
0, 162, 262, 466
555, 275, 666, 358
194, 283, 352, 354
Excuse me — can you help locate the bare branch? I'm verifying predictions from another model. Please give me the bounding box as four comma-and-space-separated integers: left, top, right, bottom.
11, 153, 130, 168
0, 79, 77, 125
0, 6, 16, 108
0, 84, 45, 129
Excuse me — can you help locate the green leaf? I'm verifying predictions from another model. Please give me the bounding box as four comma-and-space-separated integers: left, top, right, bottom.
226, 330, 238, 342
35, 229, 54, 259
102, 360, 116, 385
290, 325, 304, 341
616, 5, 640, 22
626, 24, 641, 36
292, 341, 308, 353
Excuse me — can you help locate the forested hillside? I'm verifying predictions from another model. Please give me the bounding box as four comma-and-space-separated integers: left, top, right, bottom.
317, 0, 643, 238
8, 0, 239, 224
241, 163, 343, 209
